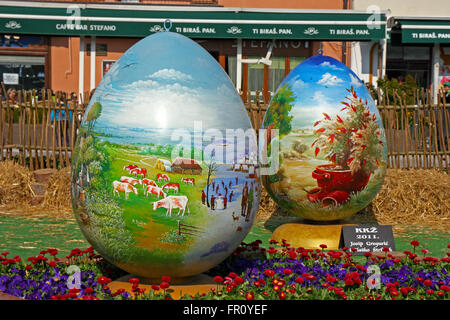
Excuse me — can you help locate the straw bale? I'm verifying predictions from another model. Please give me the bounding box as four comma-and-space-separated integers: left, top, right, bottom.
40, 166, 72, 211
0, 161, 34, 207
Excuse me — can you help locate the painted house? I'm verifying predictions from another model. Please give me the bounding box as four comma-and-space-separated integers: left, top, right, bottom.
171, 157, 202, 175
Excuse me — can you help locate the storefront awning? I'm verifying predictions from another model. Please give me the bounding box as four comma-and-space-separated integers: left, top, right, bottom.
398, 17, 450, 43
0, 1, 387, 40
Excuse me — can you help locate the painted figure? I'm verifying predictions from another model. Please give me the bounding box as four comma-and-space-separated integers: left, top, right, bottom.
241, 182, 248, 217
201, 190, 206, 205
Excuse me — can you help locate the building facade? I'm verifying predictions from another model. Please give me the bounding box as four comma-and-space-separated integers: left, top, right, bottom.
352, 0, 450, 102
0, 0, 388, 102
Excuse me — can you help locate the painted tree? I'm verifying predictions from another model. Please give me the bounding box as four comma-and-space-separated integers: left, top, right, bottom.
312, 87, 384, 175
263, 83, 295, 138
85, 101, 102, 132
205, 152, 219, 208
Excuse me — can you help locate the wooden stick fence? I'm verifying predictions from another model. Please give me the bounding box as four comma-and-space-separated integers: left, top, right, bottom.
243, 88, 450, 170
0, 83, 89, 170
0, 84, 448, 170
177, 220, 205, 237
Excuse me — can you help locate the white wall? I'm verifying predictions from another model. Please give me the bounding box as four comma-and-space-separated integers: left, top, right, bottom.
353, 0, 450, 17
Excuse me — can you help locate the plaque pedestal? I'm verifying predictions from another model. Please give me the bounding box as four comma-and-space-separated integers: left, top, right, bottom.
271, 223, 345, 250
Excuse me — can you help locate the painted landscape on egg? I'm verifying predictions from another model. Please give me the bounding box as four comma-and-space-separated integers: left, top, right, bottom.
71, 32, 260, 278
262, 55, 388, 221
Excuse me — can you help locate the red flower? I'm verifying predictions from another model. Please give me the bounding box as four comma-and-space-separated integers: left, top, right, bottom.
278, 291, 286, 300
245, 292, 254, 300
128, 278, 139, 285
213, 276, 224, 283
1, 252, 9, 256
390, 290, 399, 297
426, 289, 434, 295
25, 265, 33, 270
84, 288, 94, 294
49, 261, 57, 268
161, 275, 171, 283
226, 285, 233, 293
295, 277, 304, 284
410, 240, 420, 247
233, 276, 244, 286
363, 252, 372, 258
160, 282, 170, 290
288, 251, 297, 259
264, 270, 275, 277
424, 280, 433, 287
345, 279, 354, 286
437, 291, 445, 297
319, 244, 327, 249
440, 285, 450, 292
228, 272, 237, 278
382, 247, 390, 253
322, 113, 331, 120
151, 285, 160, 291
97, 276, 111, 285
283, 268, 292, 276
400, 287, 408, 296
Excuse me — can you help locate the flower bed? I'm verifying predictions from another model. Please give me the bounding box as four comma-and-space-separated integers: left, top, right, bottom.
0, 240, 449, 300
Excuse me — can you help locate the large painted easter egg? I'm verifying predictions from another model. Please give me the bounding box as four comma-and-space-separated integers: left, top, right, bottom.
260, 54, 387, 221
71, 31, 260, 279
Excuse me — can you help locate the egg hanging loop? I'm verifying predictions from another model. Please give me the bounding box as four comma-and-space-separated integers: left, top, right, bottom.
164, 19, 173, 32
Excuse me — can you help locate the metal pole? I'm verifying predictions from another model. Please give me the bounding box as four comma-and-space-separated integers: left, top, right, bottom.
90, 36, 96, 91
432, 42, 440, 104
78, 36, 84, 102
236, 38, 242, 93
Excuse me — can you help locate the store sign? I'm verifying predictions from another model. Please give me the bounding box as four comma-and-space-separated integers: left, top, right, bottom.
0, 6, 387, 40
3, 73, 19, 85
400, 20, 450, 43
403, 29, 450, 43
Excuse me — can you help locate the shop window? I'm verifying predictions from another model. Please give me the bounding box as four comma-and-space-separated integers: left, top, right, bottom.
267, 57, 285, 95
386, 44, 432, 88
0, 55, 45, 90
226, 55, 306, 102
227, 56, 237, 88
247, 56, 265, 99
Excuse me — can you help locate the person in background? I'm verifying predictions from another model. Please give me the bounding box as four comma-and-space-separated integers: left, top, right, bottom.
6, 88, 17, 103
50, 92, 73, 147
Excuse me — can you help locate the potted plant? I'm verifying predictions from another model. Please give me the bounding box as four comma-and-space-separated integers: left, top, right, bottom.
307, 87, 385, 206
